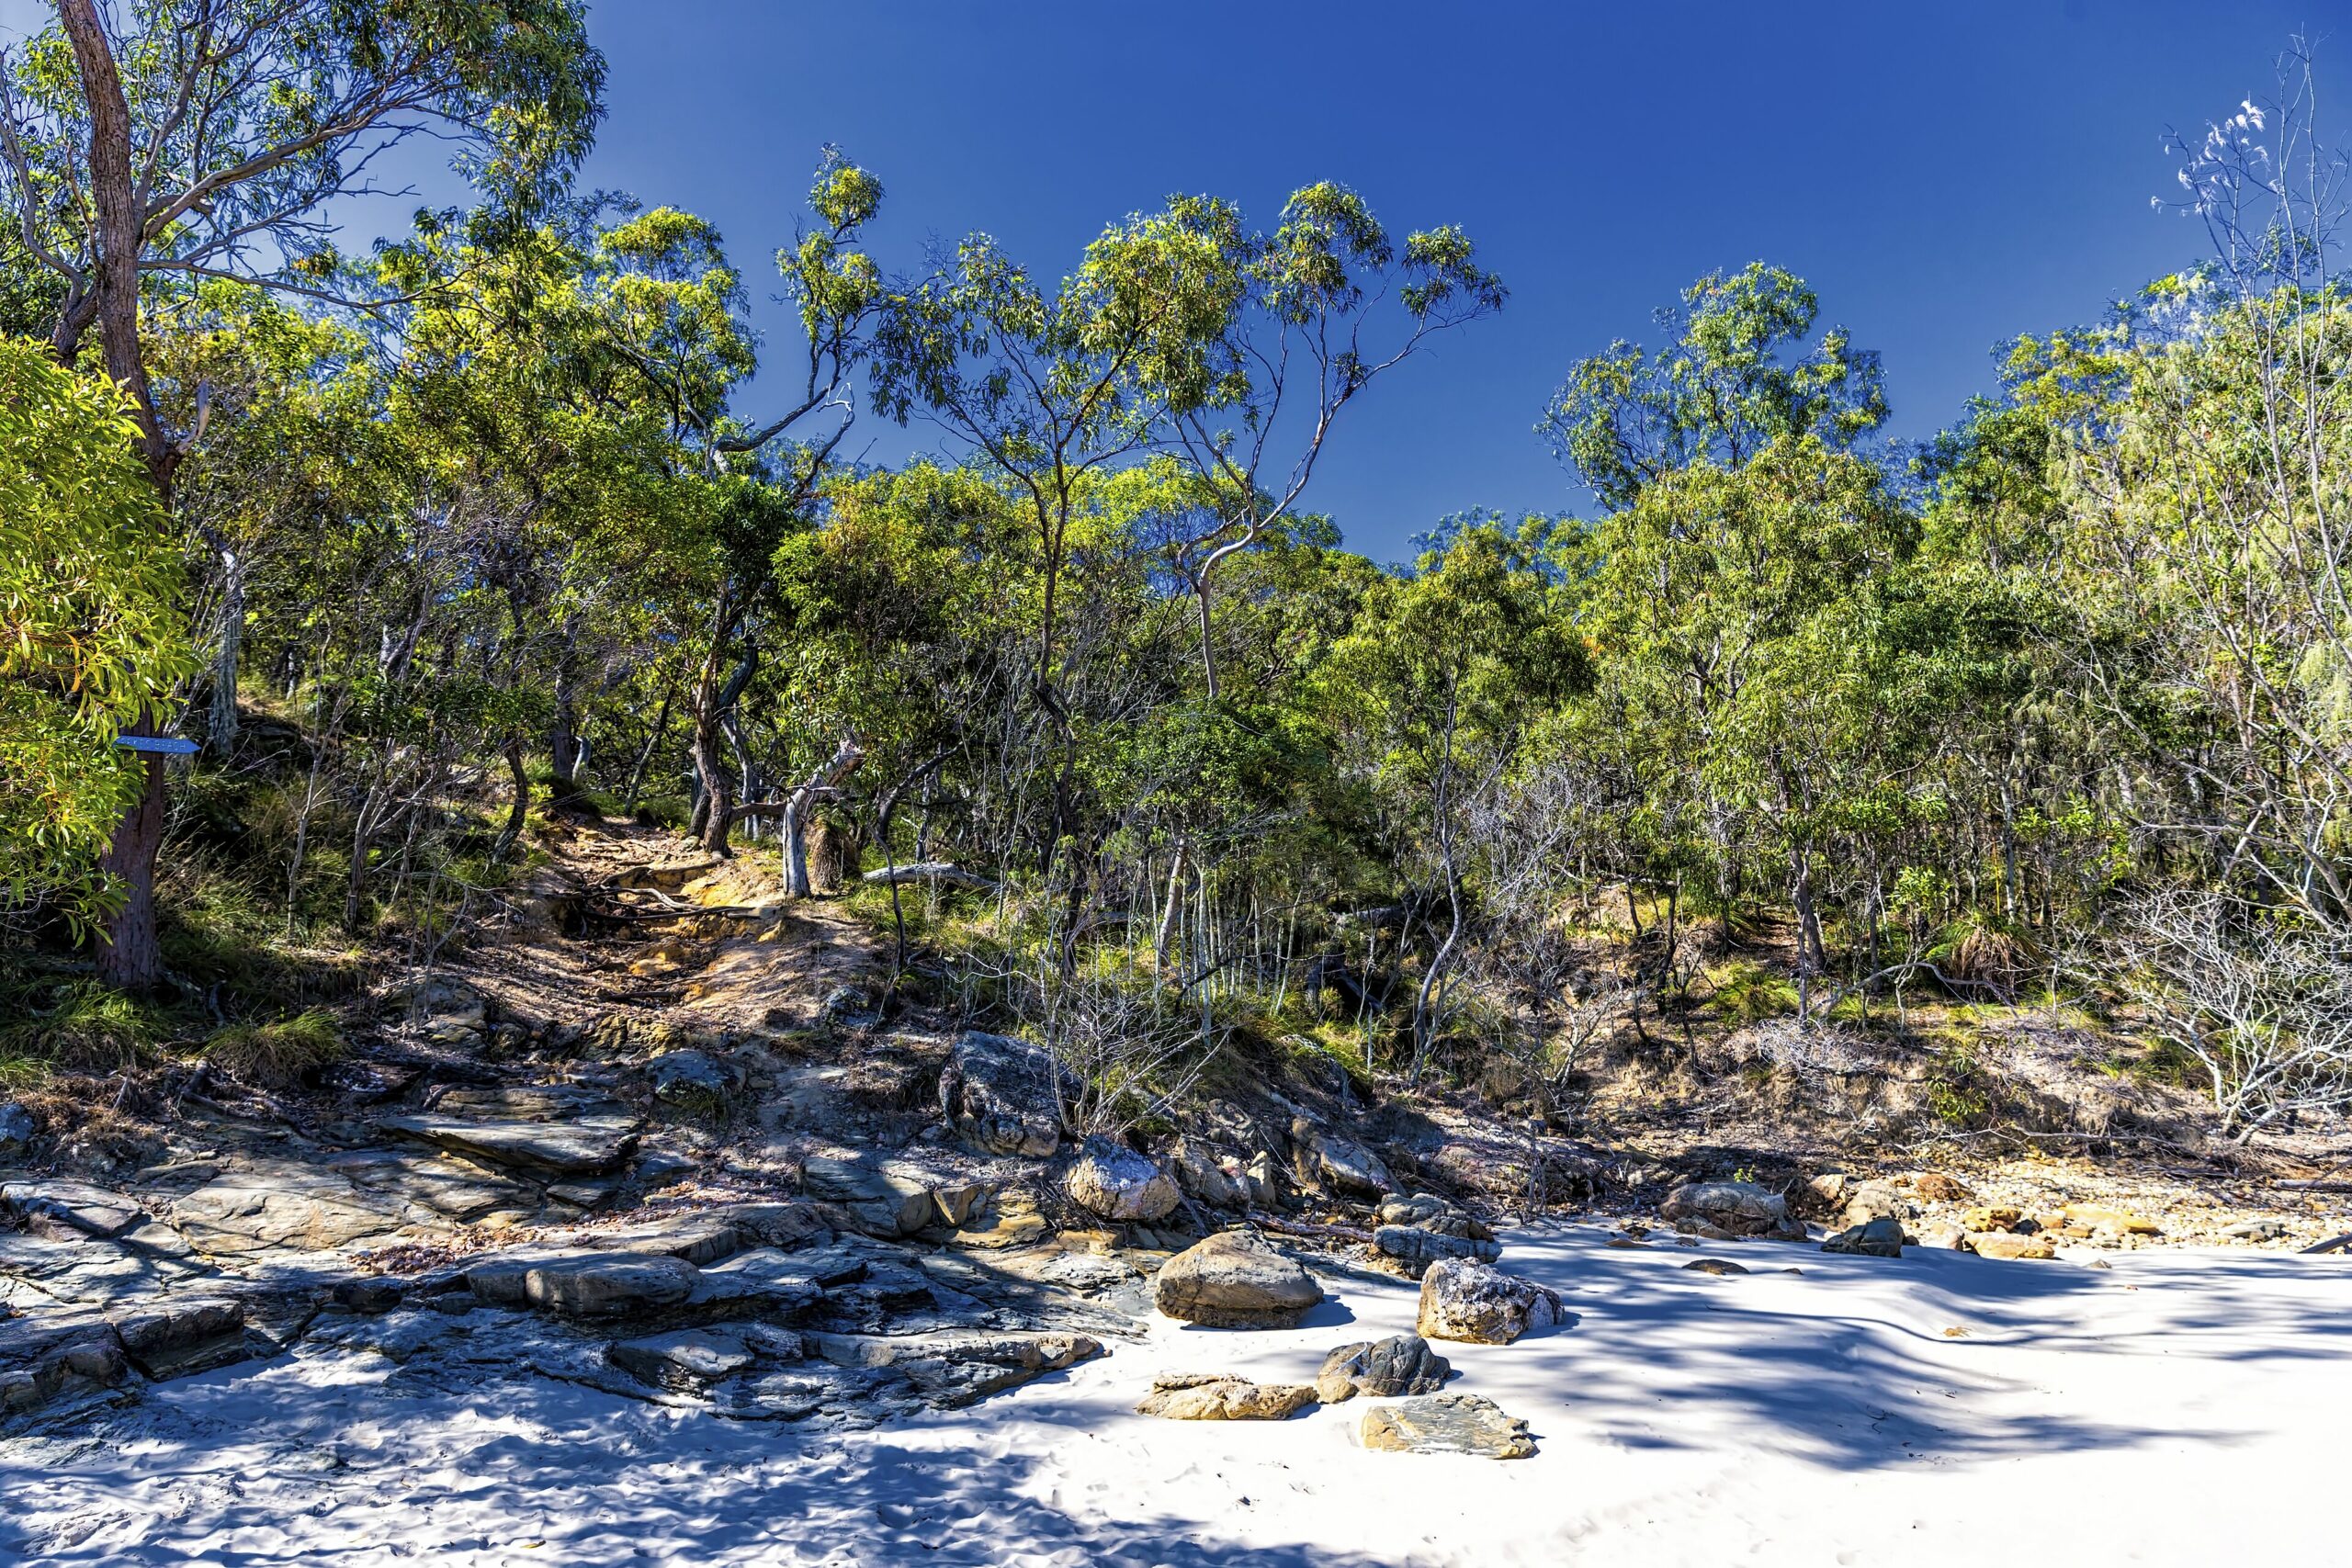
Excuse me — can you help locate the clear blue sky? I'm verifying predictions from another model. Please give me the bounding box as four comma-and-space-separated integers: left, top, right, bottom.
468, 4, 2337, 556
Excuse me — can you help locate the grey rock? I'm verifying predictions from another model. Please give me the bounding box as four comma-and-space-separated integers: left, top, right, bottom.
1361, 1393, 1535, 1458
0, 1313, 129, 1414
378, 1111, 639, 1178
1037, 1251, 1141, 1294
332, 1278, 403, 1314
1822, 1216, 1905, 1258
1064, 1139, 1181, 1223
2225, 1218, 2288, 1243
608, 1327, 758, 1391
467, 1249, 700, 1319
800, 1156, 937, 1237
1838, 1179, 1911, 1230
650, 1049, 735, 1109
1308, 1132, 1394, 1200
938, 1032, 1070, 1158
164, 1164, 408, 1258
1683, 1258, 1749, 1276
1153, 1228, 1323, 1328
0, 1102, 33, 1157
1374, 1224, 1502, 1278
582, 1214, 744, 1267
1, 1179, 146, 1239
1316, 1334, 1453, 1403
322, 1149, 535, 1223
1415, 1258, 1564, 1346
1660, 1179, 1795, 1238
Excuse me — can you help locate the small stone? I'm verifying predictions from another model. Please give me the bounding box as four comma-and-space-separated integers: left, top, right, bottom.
1136, 1371, 1317, 1421
1316, 1334, 1452, 1403
2224, 1218, 2287, 1243
1908, 1172, 1973, 1202
1683, 1258, 1748, 1276
1154, 1229, 1323, 1328
1065, 1140, 1181, 1223
1360, 1393, 1534, 1459
1416, 1258, 1564, 1346
649, 1049, 735, 1110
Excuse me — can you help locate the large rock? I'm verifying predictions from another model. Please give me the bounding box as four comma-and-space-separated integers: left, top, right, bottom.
105, 1297, 254, 1379
1136, 1371, 1317, 1420
1659, 1179, 1799, 1239
1821, 1216, 1905, 1258
1415, 1258, 1564, 1346
2, 1179, 147, 1239
1964, 1231, 2058, 1261
1316, 1334, 1453, 1403
164, 1164, 408, 1257
1305, 1130, 1394, 1200
1361, 1393, 1535, 1459
1065, 1140, 1181, 1224
1154, 1228, 1323, 1328
938, 1032, 1070, 1157
649, 1049, 737, 1110
1838, 1180, 1910, 1230
0, 1313, 129, 1414
607, 1327, 761, 1392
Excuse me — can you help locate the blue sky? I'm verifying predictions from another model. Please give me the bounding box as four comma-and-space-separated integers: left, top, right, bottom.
32, 0, 2334, 559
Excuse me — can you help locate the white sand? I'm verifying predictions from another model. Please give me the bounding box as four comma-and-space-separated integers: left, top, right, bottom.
7, 1223, 2349, 1565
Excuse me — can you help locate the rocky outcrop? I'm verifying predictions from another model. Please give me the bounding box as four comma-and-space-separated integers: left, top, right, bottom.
1416, 1258, 1564, 1346
467, 1250, 701, 1318
1316, 1334, 1453, 1403
938, 1032, 1069, 1157
1371, 1193, 1501, 1277
378, 1102, 639, 1178
1360, 1393, 1535, 1458
1136, 1371, 1317, 1420
1065, 1140, 1180, 1223
1153, 1229, 1323, 1328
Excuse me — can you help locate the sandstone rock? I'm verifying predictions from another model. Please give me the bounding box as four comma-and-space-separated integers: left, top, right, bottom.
1037, 1251, 1142, 1294
2064, 1204, 2160, 1236
1374, 1224, 1501, 1277
1361, 1393, 1535, 1458
1961, 1205, 2024, 1233
1822, 1216, 1905, 1258
2, 1179, 146, 1239
106, 1296, 254, 1379
1065, 1140, 1181, 1223
1376, 1195, 1495, 1240
1965, 1231, 2058, 1261
332, 1278, 402, 1314
2225, 1218, 2288, 1243
1154, 1229, 1323, 1328
951, 1190, 1049, 1249
1838, 1179, 1911, 1230
1416, 1258, 1564, 1346
165, 1165, 407, 1257
1169, 1140, 1248, 1209
939, 1032, 1070, 1157
1316, 1334, 1453, 1403
323, 1149, 536, 1224
582, 1214, 744, 1267
1909, 1172, 1973, 1202
1306, 1131, 1394, 1199
1661, 1179, 1794, 1238
806, 1329, 1102, 1408
1136, 1371, 1317, 1420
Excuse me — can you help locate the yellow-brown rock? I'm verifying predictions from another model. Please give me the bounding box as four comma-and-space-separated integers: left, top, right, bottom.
1965, 1231, 2058, 1261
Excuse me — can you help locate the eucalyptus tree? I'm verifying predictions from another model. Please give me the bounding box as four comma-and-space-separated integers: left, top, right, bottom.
0, 0, 604, 985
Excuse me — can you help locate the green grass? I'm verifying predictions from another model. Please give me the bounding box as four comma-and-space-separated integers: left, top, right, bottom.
0, 978, 176, 1073
201, 1009, 344, 1089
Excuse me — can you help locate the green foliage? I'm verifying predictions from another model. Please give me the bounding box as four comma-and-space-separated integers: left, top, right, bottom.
0, 978, 172, 1073
202, 1010, 344, 1089
0, 339, 192, 935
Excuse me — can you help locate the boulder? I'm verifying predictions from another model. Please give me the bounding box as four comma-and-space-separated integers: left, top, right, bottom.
1316, 1334, 1453, 1403
1376, 1195, 1494, 1240
1360, 1393, 1535, 1459
1961, 1205, 2024, 1233
1660, 1179, 1797, 1239
938, 1032, 1070, 1157
1305, 1129, 1394, 1200
1167, 1140, 1248, 1210
105, 1296, 254, 1379
1065, 1140, 1182, 1223
1838, 1179, 1911, 1230
1416, 1258, 1564, 1346
1374, 1224, 1501, 1277
649, 1049, 736, 1110
1822, 1216, 1905, 1258
1136, 1371, 1317, 1421
1683, 1258, 1749, 1276
1153, 1228, 1324, 1328
0, 1101, 34, 1157
0, 1314, 129, 1413
1964, 1231, 2058, 1262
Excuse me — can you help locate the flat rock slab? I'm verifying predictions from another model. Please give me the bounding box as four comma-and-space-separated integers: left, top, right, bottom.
164, 1165, 409, 1258
379, 1113, 638, 1177
1361, 1393, 1536, 1458
1137, 1371, 1317, 1420
1, 1180, 147, 1239
607, 1327, 763, 1391
1374, 1224, 1501, 1278
323, 1150, 537, 1222
1154, 1229, 1323, 1328
467, 1250, 700, 1319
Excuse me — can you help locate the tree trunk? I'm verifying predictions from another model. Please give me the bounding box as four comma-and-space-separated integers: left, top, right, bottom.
782, 737, 865, 897
62, 0, 176, 989
208, 548, 243, 755
548, 617, 582, 799
492, 740, 530, 862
